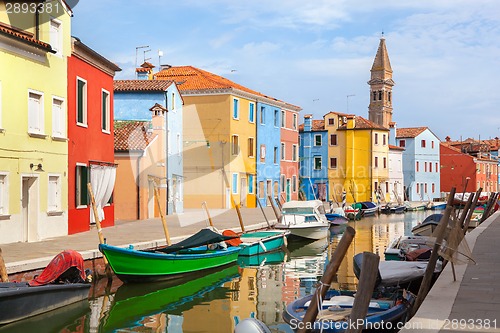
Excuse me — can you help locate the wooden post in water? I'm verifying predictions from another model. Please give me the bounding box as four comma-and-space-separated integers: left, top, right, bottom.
268, 195, 281, 222
202, 201, 214, 227
153, 182, 171, 246
87, 183, 112, 278
462, 188, 482, 233
257, 198, 271, 229
297, 226, 356, 333
411, 187, 456, 317
0, 248, 9, 282
346, 252, 381, 333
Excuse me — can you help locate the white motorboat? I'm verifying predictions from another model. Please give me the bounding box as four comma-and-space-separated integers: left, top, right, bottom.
274, 200, 329, 240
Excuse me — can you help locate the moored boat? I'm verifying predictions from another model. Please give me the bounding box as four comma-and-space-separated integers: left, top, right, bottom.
99, 228, 241, 283
235, 230, 289, 256
411, 213, 443, 236
384, 235, 432, 261
0, 250, 91, 325
359, 201, 379, 216
283, 288, 415, 332
274, 200, 330, 240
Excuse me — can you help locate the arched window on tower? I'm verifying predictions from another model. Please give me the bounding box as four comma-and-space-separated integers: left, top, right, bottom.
373, 91, 377, 101
388, 91, 391, 102
378, 91, 382, 100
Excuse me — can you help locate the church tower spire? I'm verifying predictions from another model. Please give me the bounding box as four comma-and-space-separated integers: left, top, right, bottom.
368, 36, 395, 128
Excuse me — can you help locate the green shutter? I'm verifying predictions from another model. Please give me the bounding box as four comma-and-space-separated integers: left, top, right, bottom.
77, 80, 85, 123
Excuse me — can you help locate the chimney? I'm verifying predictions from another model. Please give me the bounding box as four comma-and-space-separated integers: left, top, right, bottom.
160, 64, 172, 71
445, 136, 451, 142
389, 121, 397, 146
304, 114, 313, 132
346, 115, 355, 130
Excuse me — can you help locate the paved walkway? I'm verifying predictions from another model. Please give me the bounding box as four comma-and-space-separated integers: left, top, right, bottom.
1, 207, 277, 275
401, 211, 500, 332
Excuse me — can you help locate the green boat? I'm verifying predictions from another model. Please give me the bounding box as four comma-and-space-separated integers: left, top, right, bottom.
99, 264, 239, 332
238, 230, 288, 256
99, 228, 241, 283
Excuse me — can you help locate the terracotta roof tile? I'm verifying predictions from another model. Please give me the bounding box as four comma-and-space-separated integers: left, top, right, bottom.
396, 127, 428, 138
136, 67, 150, 73
299, 120, 325, 132
154, 65, 300, 110
389, 144, 405, 151
114, 121, 155, 151
114, 80, 174, 92
338, 116, 389, 131
0, 22, 53, 52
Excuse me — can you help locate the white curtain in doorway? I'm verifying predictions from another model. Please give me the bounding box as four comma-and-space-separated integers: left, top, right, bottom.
90, 164, 116, 223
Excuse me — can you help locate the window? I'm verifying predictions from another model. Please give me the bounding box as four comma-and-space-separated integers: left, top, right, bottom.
260, 106, 265, 124
424, 183, 428, 194
388, 92, 391, 102
76, 77, 87, 126
292, 144, 298, 162
249, 103, 255, 123
52, 97, 65, 138
248, 137, 254, 158
101, 89, 110, 132
293, 113, 297, 130
416, 161, 419, 172
232, 173, 238, 194
378, 91, 382, 100
76, 164, 89, 207
421, 140, 426, 148
374, 133, 379, 145
431, 141, 434, 149
292, 175, 297, 192
330, 134, 337, 146
274, 181, 279, 197
48, 175, 61, 212
281, 110, 286, 128
383, 134, 386, 145
177, 133, 181, 156
0, 173, 7, 215
374, 156, 378, 168
314, 134, 322, 146
233, 98, 239, 119
280, 175, 285, 193
171, 92, 175, 110
399, 140, 406, 148
49, 19, 62, 55
424, 162, 427, 172
260, 145, 266, 162
372, 91, 376, 101
383, 157, 387, 168
248, 174, 254, 194
314, 156, 322, 170
273, 146, 278, 164
432, 183, 435, 193
231, 135, 239, 155
386, 182, 389, 193
328, 118, 334, 126
429, 163, 432, 172
274, 110, 279, 127
417, 183, 420, 194
330, 157, 337, 169
28, 90, 44, 134
281, 143, 285, 160
259, 181, 266, 199
435, 162, 438, 172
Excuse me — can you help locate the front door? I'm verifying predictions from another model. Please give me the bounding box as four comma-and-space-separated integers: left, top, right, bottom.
22, 176, 38, 242
286, 179, 291, 202
240, 177, 247, 207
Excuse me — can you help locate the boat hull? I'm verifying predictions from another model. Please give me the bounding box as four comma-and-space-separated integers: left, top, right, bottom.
238, 231, 287, 256
0, 282, 90, 325
275, 223, 329, 240
99, 244, 241, 283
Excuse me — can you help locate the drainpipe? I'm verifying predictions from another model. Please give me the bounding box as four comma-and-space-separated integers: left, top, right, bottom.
164, 92, 169, 215
137, 154, 142, 220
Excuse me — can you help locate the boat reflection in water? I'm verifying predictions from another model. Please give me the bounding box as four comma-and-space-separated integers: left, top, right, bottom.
98, 264, 240, 332
237, 250, 286, 267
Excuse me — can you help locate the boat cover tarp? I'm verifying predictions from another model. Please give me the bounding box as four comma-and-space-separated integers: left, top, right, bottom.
158, 229, 238, 254
29, 250, 86, 286
422, 213, 443, 224
360, 201, 377, 209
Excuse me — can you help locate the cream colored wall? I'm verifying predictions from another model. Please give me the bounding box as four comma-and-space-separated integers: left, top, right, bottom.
0, 0, 71, 243
325, 114, 347, 201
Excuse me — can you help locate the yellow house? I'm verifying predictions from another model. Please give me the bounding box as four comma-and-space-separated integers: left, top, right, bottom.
325, 112, 389, 203
154, 66, 261, 208
0, 0, 72, 243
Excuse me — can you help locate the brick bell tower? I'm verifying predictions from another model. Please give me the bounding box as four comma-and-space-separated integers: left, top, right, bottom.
368, 35, 395, 128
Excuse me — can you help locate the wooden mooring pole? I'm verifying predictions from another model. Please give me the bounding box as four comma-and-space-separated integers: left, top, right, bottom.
462, 188, 482, 233
256, 198, 271, 229
0, 248, 9, 282
297, 226, 355, 333
346, 252, 381, 333
411, 187, 456, 317
153, 182, 172, 246
268, 195, 281, 222
202, 201, 214, 227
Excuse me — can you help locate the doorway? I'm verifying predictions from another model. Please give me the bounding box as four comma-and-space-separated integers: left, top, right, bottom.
22, 176, 38, 242
240, 177, 247, 207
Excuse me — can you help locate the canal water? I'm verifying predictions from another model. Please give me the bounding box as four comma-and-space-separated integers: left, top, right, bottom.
2, 210, 436, 333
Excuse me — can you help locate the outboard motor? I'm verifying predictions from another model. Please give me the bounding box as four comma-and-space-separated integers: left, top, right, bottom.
234, 318, 271, 333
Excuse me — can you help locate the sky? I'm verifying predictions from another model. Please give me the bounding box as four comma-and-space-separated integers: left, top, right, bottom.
71, 0, 500, 141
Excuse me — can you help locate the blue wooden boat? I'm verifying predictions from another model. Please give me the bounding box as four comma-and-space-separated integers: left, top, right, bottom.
238, 230, 288, 256
283, 289, 414, 332
359, 201, 379, 216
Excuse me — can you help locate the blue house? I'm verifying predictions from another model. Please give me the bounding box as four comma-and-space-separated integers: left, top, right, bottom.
393, 126, 441, 201
256, 102, 282, 206
114, 80, 184, 214
299, 115, 329, 201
